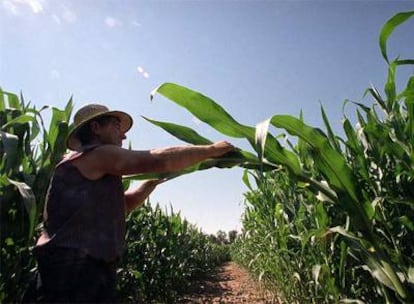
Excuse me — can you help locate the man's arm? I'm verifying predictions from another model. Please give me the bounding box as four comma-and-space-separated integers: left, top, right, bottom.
90, 141, 234, 177
124, 179, 164, 213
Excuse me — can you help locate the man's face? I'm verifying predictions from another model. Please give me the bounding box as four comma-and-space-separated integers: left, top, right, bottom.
95, 116, 126, 147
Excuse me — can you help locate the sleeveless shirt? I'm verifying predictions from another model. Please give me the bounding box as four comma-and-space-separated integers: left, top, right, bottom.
35, 145, 126, 262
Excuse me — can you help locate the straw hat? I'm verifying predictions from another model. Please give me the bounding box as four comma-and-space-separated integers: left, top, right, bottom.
67, 104, 133, 150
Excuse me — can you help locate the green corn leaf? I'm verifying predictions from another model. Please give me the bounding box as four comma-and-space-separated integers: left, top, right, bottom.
51, 122, 69, 165
385, 61, 397, 107
408, 268, 414, 284
143, 116, 262, 168
7, 178, 37, 241
0, 87, 5, 112
379, 10, 414, 63
297, 111, 311, 167
1, 114, 35, 129
402, 76, 414, 139
259, 132, 302, 174
339, 241, 348, 288
399, 215, 414, 231
315, 202, 329, 228
151, 83, 302, 174
0, 131, 19, 173
242, 169, 253, 191
342, 119, 370, 181
142, 116, 212, 145
270, 115, 358, 201
3, 91, 20, 109
395, 59, 414, 66
151, 82, 252, 139
329, 226, 407, 298
365, 86, 387, 112
343, 119, 359, 151
65, 96, 74, 117
321, 105, 341, 152
49, 107, 69, 148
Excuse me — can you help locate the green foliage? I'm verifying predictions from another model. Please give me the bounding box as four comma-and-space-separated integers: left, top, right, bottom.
232, 171, 350, 303
118, 202, 230, 303
2, 9, 413, 304
0, 90, 73, 302
146, 11, 414, 303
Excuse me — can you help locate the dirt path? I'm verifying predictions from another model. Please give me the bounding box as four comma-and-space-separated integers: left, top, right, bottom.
179, 262, 280, 304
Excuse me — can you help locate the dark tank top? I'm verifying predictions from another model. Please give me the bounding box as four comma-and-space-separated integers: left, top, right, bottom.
35, 145, 126, 262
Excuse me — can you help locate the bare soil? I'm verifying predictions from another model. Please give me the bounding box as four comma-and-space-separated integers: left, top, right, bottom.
179, 262, 280, 304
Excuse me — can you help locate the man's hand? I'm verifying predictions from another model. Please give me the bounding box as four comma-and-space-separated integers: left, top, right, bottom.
210, 141, 235, 157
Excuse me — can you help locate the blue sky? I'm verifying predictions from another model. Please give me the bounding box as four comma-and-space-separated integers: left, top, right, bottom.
1, 1, 413, 234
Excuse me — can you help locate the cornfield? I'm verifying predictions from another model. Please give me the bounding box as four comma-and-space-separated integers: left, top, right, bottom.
1, 9, 413, 304
119, 202, 230, 303
142, 11, 414, 303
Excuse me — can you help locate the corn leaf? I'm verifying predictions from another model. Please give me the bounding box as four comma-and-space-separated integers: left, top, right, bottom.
385, 61, 397, 107
330, 226, 407, 298
269, 115, 358, 201
48, 107, 70, 147
0, 131, 19, 173
150, 82, 302, 174
142, 116, 213, 145
142, 116, 262, 167
379, 10, 414, 63
1, 114, 35, 129
366, 86, 387, 113
402, 76, 414, 139
0, 87, 5, 112
321, 105, 341, 152
3, 91, 20, 109
151, 82, 252, 139
7, 178, 37, 241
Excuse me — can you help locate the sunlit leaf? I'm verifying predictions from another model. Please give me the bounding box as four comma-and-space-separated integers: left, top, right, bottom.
1, 114, 35, 129
8, 178, 37, 241
379, 10, 414, 63
270, 115, 358, 201
255, 118, 271, 163
151, 83, 302, 174
151, 82, 253, 139
142, 116, 212, 145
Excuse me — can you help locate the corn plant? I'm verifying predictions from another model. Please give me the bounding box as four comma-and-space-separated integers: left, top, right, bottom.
141, 11, 414, 303
232, 169, 348, 303
118, 202, 231, 303
0, 89, 73, 302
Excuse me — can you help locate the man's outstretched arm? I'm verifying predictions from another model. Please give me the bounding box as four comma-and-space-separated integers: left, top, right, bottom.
95, 141, 235, 177
124, 179, 165, 213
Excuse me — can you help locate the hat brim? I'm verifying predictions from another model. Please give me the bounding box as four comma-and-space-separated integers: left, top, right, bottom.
66, 110, 133, 151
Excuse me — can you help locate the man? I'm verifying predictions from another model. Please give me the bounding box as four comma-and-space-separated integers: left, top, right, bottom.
31, 104, 234, 302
